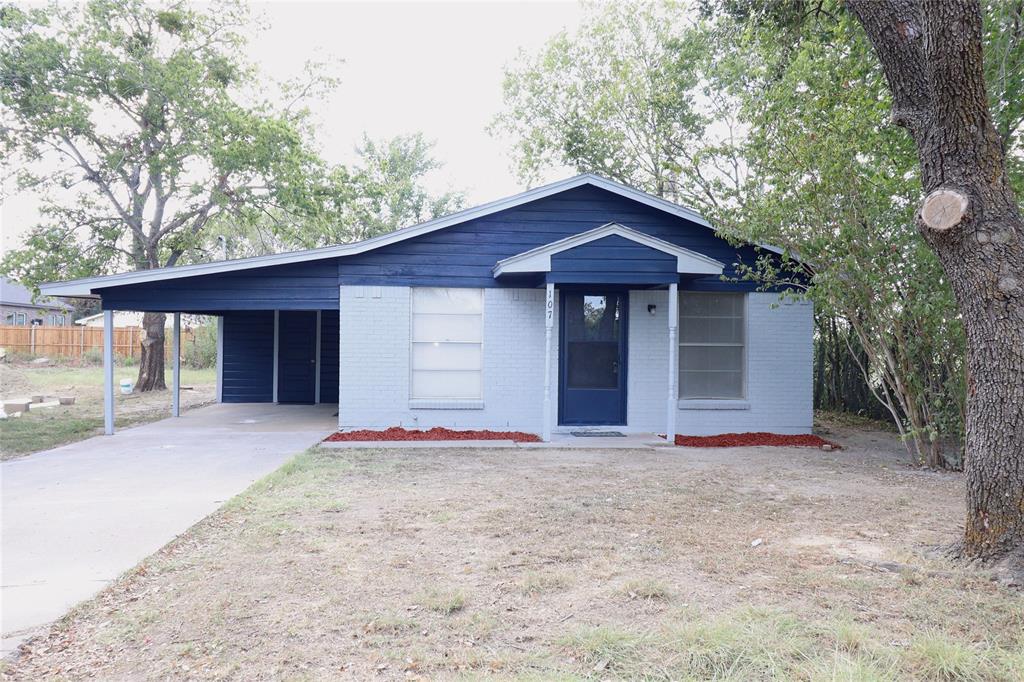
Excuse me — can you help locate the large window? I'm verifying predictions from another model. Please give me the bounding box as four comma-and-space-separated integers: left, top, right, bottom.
679, 292, 745, 399
411, 287, 483, 399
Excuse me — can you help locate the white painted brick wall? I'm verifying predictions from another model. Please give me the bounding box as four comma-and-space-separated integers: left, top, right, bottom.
339, 286, 550, 431
339, 286, 812, 436
674, 293, 813, 435
627, 290, 671, 430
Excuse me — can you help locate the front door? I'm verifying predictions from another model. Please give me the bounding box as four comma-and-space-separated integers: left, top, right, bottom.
559, 292, 628, 425
277, 311, 317, 404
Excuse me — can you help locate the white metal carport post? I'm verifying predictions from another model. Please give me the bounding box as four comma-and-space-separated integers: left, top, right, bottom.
103, 309, 114, 435
171, 312, 181, 417
543, 282, 555, 442
666, 283, 679, 442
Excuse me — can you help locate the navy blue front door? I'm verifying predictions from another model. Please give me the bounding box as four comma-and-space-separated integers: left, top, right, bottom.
277, 311, 317, 404
559, 292, 628, 425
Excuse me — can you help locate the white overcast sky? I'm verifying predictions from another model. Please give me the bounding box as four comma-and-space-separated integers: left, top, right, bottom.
0, 0, 583, 255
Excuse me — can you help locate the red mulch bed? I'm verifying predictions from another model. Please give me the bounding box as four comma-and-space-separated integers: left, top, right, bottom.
672, 432, 840, 448
324, 427, 542, 443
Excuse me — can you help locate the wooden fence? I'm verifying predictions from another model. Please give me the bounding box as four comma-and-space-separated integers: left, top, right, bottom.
0, 325, 196, 361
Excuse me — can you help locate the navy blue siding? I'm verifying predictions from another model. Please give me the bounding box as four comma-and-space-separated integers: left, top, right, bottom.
98, 184, 780, 315
221, 311, 274, 403
548, 235, 678, 285
319, 311, 339, 403
335, 186, 768, 291
98, 261, 340, 313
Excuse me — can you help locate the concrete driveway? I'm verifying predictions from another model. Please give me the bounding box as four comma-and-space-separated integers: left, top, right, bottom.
1, 403, 336, 653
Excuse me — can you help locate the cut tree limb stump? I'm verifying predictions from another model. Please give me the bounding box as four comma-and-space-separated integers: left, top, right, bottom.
921, 189, 969, 232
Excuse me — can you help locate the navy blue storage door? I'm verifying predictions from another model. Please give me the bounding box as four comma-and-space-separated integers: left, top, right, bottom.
277, 311, 317, 404
559, 292, 628, 425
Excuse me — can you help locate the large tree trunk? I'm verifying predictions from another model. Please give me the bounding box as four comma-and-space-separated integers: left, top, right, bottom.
135, 312, 167, 392
847, 0, 1024, 561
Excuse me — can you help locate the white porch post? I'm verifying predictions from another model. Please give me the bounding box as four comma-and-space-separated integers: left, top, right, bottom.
314, 310, 322, 405
542, 282, 555, 441
666, 283, 679, 442
171, 312, 181, 417
103, 309, 114, 435
272, 310, 280, 403
215, 315, 224, 403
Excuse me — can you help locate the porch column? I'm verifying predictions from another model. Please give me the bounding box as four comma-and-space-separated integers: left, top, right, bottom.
314, 310, 322, 404
215, 315, 224, 403
666, 283, 678, 442
542, 282, 555, 441
171, 312, 181, 417
272, 310, 280, 403
103, 309, 114, 435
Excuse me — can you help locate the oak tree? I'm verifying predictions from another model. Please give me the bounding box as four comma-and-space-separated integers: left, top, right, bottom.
847, 0, 1024, 562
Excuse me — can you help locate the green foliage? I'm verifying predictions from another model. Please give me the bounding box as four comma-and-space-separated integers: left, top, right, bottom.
492, 1, 740, 212
183, 322, 217, 369
195, 134, 464, 259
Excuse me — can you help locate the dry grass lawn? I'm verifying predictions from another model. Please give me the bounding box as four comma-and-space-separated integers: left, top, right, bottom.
3, 423, 1022, 680
0, 362, 216, 458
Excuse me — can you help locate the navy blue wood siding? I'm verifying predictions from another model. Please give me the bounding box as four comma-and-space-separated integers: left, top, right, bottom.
221, 311, 274, 403
319, 310, 339, 403
99, 184, 780, 315
98, 261, 340, 313
547, 234, 679, 285
335, 185, 767, 291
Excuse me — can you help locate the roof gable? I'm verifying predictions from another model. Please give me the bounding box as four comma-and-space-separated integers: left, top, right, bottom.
493, 223, 724, 277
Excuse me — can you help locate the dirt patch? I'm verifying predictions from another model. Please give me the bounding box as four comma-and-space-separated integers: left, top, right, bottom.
3, 428, 1021, 680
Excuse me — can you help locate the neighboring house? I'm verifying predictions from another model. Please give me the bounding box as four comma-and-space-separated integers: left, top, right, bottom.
41, 174, 813, 439
0, 277, 72, 326
74, 311, 206, 329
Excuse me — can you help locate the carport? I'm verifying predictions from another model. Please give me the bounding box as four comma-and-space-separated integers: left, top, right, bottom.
40, 255, 343, 434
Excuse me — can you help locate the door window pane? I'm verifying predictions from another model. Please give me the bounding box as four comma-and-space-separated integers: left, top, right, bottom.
564, 293, 622, 389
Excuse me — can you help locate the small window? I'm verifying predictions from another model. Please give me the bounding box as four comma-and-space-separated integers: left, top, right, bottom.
14, 312, 27, 325
679, 293, 745, 399
49, 314, 66, 326
411, 288, 483, 399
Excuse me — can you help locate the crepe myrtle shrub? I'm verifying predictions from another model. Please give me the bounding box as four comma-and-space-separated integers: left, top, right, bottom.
0, 0, 346, 391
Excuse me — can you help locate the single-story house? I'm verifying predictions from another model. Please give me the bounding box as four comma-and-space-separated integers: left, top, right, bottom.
41, 174, 812, 440
1, 276, 72, 326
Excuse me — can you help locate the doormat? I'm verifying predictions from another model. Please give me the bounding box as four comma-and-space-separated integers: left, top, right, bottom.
570, 431, 626, 437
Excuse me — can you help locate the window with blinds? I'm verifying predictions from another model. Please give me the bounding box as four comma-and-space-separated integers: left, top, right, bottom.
679, 292, 745, 399
411, 288, 483, 399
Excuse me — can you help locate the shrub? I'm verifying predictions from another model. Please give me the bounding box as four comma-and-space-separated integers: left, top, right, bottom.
184, 324, 217, 368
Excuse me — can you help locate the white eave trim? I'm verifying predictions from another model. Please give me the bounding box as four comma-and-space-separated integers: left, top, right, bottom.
39, 173, 776, 297
492, 222, 725, 277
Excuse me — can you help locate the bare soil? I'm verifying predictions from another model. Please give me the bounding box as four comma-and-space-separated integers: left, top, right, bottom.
3, 420, 1022, 680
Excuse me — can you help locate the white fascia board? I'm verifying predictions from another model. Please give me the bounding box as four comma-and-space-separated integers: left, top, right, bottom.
40, 173, 765, 297
493, 223, 725, 277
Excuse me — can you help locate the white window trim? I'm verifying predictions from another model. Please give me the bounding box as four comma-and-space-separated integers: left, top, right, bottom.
677, 291, 748, 401
408, 288, 485, 404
